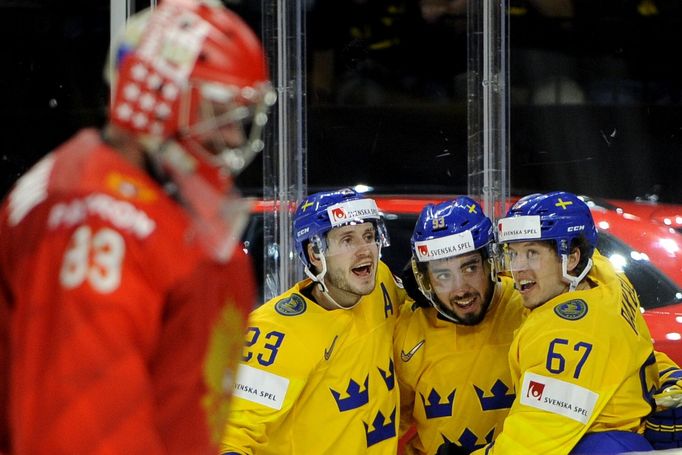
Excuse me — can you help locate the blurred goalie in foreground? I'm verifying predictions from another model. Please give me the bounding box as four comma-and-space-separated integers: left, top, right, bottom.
0, 0, 275, 453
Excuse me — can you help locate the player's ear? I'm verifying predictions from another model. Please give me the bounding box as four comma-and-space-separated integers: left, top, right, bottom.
567, 246, 581, 273
307, 243, 322, 267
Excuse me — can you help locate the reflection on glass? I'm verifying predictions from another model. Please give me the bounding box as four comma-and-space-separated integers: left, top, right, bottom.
659, 238, 681, 255
630, 251, 650, 262
609, 253, 627, 272
353, 184, 373, 193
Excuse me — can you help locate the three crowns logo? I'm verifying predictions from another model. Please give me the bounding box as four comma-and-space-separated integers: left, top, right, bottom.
378, 358, 395, 391
364, 407, 396, 447
421, 388, 456, 419
330, 376, 369, 412
474, 379, 515, 411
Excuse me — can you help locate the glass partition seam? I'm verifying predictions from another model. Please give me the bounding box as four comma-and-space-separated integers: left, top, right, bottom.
263, 0, 307, 302
468, 0, 510, 223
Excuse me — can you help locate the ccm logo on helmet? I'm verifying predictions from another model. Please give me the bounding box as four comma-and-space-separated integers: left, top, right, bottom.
567, 225, 585, 232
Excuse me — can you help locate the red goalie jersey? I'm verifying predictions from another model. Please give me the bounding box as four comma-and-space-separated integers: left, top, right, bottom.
0, 130, 256, 454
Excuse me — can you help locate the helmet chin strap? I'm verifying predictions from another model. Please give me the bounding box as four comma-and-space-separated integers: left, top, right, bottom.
488, 256, 498, 283
431, 300, 461, 324
304, 254, 359, 310
561, 254, 593, 292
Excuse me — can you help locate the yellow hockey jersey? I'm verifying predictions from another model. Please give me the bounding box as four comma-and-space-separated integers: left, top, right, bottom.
395, 276, 526, 454
220, 261, 405, 454
475, 251, 659, 455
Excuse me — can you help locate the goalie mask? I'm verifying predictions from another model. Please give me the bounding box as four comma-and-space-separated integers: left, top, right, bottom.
108, 0, 275, 180
411, 197, 495, 324
107, 0, 276, 262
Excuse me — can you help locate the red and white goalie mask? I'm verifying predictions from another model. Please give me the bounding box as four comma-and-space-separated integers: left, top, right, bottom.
108, 0, 276, 261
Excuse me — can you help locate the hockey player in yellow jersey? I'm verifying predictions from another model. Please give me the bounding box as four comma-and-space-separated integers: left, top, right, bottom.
395, 197, 526, 454
471, 191, 658, 454
220, 188, 405, 454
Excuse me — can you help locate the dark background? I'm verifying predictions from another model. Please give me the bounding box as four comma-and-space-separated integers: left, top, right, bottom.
2, 0, 681, 203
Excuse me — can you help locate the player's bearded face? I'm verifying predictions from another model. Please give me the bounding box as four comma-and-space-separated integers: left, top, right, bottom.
427, 251, 493, 325
322, 223, 380, 306
505, 241, 568, 310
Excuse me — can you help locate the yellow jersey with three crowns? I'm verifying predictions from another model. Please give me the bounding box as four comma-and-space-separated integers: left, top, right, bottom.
395, 275, 526, 454
220, 260, 405, 454
476, 251, 658, 454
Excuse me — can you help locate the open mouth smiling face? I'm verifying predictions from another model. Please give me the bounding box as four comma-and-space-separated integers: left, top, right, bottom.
504, 241, 568, 310
427, 251, 492, 324
323, 222, 380, 297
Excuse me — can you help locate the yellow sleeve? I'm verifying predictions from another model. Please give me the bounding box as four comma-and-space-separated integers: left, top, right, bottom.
488, 327, 605, 454
655, 350, 682, 388
220, 309, 315, 454
486, 297, 655, 454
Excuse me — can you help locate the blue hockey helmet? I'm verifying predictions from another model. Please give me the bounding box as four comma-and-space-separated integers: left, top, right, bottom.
410, 197, 495, 323
293, 188, 389, 271
411, 196, 494, 263
497, 191, 598, 291
497, 191, 597, 258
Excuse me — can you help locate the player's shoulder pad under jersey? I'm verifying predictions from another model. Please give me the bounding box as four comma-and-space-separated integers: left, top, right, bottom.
553, 298, 589, 321
274, 293, 307, 316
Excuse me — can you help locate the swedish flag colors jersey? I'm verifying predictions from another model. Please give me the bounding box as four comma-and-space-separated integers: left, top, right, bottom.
220, 261, 405, 454
656, 350, 682, 387
395, 276, 527, 454
477, 251, 658, 455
